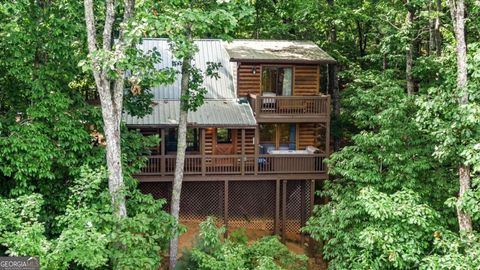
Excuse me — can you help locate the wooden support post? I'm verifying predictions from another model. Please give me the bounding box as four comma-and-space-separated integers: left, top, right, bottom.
282, 180, 287, 243
224, 180, 229, 238
275, 179, 280, 235
160, 129, 165, 176
325, 95, 331, 172
310, 180, 315, 215
201, 128, 206, 176
308, 179, 316, 256
254, 127, 259, 175
241, 129, 245, 175
157, 128, 161, 154
300, 181, 306, 246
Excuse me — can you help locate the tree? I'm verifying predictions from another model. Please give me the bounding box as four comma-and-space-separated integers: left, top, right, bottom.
136, 1, 248, 267
0, 166, 176, 269
82, 0, 134, 218
304, 72, 457, 269
405, 0, 416, 95
449, 0, 472, 233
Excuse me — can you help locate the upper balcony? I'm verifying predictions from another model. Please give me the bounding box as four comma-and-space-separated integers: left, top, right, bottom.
248, 94, 330, 123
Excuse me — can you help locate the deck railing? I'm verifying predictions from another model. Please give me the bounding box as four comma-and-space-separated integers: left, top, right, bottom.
137, 154, 326, 176
248, 94, 330, 117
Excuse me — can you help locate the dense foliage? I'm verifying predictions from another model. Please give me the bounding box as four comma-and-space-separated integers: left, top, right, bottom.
0, 1, 176, 269
2, 0, 480, 269
176, 217, 308, 270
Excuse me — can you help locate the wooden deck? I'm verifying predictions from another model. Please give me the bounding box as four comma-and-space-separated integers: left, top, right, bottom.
136, 154, 327, 178
248, 94, 330, 122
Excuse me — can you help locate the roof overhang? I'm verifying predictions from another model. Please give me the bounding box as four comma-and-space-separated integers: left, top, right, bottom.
224, 40, 337, 64
124, 100, 257, 128
228, 58, 337, 64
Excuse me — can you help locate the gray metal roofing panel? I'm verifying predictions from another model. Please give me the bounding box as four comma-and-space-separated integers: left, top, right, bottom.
223, 39, 336, 63
138, 39, 236, 100
124, 100, 256, 127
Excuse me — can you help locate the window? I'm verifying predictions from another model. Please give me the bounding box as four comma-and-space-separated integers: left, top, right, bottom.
216, 128, 232, 144
278, 124, 295, 150
258, 124, 296, 152
186, 128, 200, 152
261, 66, 293, 96
259, 124, 275, 144
165, 128, 200, 152
139, 128, 160, 154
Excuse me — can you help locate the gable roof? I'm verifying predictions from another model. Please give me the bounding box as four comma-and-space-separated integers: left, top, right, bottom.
127, 39, 256, 127
125, 39, 335, 127
223, 40, 336, 64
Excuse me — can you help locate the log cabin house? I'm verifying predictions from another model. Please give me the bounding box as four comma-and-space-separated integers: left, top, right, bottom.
127, 39, 336, 243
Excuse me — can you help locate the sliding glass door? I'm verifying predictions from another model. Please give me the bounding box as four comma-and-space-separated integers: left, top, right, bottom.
261, 66, 293, 96
259, 124, 296, 153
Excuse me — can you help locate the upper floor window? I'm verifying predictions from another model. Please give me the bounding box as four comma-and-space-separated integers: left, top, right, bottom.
261, 66, 292, 96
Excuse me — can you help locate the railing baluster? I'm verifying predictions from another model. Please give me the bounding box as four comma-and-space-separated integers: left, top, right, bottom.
137, 154, 327, 175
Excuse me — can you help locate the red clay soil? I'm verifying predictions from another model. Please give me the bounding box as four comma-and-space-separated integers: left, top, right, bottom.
170, 219, 328, 270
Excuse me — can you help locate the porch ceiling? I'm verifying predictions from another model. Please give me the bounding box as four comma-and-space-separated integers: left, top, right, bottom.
124, 100, 257, 127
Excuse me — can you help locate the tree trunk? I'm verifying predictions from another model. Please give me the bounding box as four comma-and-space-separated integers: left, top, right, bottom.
383, 53, 388, 70
434, 0, 442, 56
100, 86, 127, 217
405, 1, 415, 96
169, 55, 192, 270
450, 0, 472, 234
83, 0, 135, 218
255, 0, 260, 39
329, 64, 340, 151
327, 0, 337, 43
327, 0, 340, 152
458, 164, 472, 232
356, 21, 365, 58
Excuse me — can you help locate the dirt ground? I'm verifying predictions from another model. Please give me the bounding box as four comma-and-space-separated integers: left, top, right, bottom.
171, 219, 328, 270
178, 219, 306, 254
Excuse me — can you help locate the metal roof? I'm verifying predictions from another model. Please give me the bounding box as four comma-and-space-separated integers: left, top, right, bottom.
125, 39, 335, 127
223, 40, 336, 64
124, 100, 256, 128
138, 39, 236, 100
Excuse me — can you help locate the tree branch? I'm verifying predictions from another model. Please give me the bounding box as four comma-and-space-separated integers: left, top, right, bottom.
84, 0, 103, 89
84, 0, 97, 55
103, 0, 115, 50
112, 0, 135, 121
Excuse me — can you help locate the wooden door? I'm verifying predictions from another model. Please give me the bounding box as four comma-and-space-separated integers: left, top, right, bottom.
214, 128, 236, 155
214, 128, 236, 166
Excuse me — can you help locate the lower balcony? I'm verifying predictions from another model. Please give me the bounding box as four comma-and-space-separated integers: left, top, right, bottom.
135, 154, 327, 180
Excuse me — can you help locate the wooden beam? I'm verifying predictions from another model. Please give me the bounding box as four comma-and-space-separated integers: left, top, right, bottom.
254, 127, 259, 175
309, 179, 316, 256
255, 116, 330, 123
275, 179, 280, 235
282, 180, 287, 243
326, 95, 331, 157
241, 129, 245, 175
201, 128, 206, 176
135, 173, 328, 182
316, 64, 320, 94
160, 129, 165, 176
224, 180, 229, 238
296, 124, 300, 150
292, 65, 296, 96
